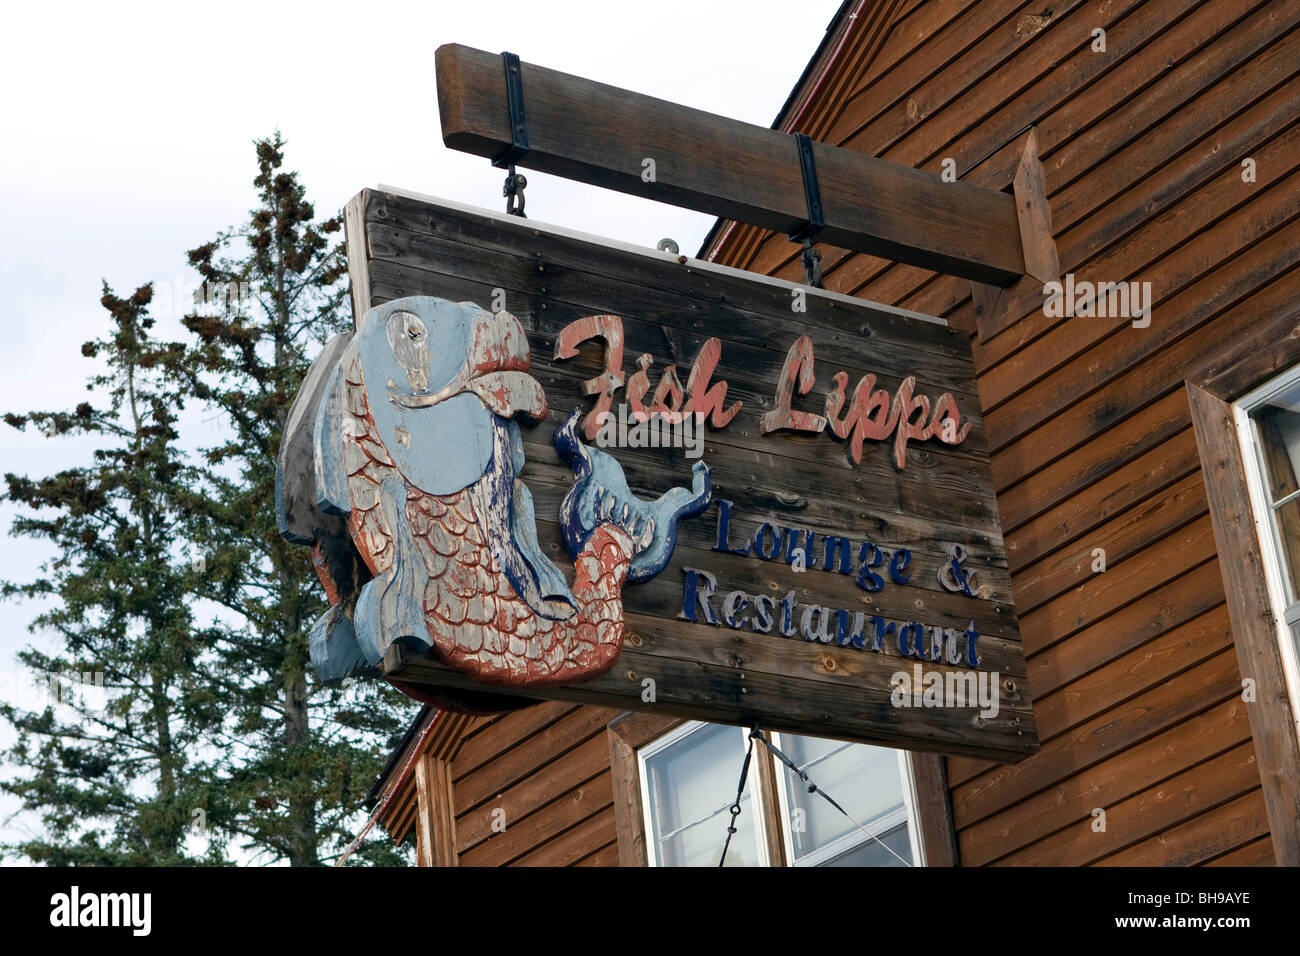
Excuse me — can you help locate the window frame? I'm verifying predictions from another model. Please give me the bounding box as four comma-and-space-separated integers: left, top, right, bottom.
635, 719, 924, 868
1186, 369, 1300, 867
770, 734, 923, 867
1233, 368, 1300, 739
636, 720, 774, 867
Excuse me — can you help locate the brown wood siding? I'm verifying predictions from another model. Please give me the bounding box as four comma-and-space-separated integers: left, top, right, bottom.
709, 0, 1297, 864
449, 701, 621, 866
382, 0, 1295, 867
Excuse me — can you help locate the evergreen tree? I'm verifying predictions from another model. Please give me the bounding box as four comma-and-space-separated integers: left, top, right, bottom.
1, 284, 229, 865
177, 133, 415, 866
3, 135, 416, 867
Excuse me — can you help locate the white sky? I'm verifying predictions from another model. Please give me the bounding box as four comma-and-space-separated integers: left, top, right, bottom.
0, 0, 841, 858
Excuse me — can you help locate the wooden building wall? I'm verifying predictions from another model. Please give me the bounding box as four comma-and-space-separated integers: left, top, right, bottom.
450, 703, 622, 866
378, 0, 1296, 866
706, 0, 1296, 865
382, 702, 622, 866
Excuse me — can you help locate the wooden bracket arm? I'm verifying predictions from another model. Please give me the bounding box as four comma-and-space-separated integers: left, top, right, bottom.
971, 127, 1062, 341
435, 43, 1028, 286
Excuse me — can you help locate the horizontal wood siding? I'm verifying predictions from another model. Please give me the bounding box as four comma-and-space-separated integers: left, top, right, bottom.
450, 701, 621, 866
710, 0, 1296, 864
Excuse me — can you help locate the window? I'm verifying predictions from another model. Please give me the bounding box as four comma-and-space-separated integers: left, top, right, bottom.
1235, 365, 1300, 733
770, 732, 919, 866
639, 723, 769, 866
638, 721, 923, 867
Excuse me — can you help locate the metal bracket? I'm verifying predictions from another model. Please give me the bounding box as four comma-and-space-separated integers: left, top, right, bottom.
789, 132, 824, 287
787, 132, 824, 244
492, 52, 529, 169
494, 51, 530, 217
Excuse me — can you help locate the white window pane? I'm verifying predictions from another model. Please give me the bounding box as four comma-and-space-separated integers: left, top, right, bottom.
1290, 618, 1300, 684
1250, 382, 1300, 504
821, 821, 913, 867
656, 792, 761, 867
643, 724, 760, 867
1250, 385, 1300, 603
777, 735, 906, 863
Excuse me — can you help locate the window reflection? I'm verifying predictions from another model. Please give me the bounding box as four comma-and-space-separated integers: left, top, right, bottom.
1249, 383, 1300, 605
640, 722, 917, 867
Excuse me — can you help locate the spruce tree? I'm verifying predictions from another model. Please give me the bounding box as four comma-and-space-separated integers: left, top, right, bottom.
177, 133, 415, 865
2, 135, 415, 867
1, 284, 228, 865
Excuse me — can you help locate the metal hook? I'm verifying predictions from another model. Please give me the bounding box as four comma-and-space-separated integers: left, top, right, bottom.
801, 238, 823, 288
503, 165, 527, 218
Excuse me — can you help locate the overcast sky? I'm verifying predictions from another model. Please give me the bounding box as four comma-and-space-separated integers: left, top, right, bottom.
0, 0, 841, 857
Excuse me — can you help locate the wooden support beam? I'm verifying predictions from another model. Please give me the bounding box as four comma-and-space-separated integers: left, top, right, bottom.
607, 712, 682, 867
1011, 128, 1060, 285
414, 754, 460, 867
435, 44, 1027, 285
910, 754, 959, 866
971, 126, 1059, 342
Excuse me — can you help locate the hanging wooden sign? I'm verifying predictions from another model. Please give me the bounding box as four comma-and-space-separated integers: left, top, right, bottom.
277, 187, 1037, 761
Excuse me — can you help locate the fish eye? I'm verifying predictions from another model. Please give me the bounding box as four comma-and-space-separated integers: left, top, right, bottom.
403, 315, 427, 341
386, 311, 429, 354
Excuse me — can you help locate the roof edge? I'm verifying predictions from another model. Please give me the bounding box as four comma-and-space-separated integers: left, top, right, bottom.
696, 0, 860, 259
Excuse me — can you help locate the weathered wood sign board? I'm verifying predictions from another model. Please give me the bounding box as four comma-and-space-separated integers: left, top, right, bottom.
288, 187, 1036, 761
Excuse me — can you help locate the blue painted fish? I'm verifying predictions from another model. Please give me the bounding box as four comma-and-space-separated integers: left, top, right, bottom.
279, 296, 710, 690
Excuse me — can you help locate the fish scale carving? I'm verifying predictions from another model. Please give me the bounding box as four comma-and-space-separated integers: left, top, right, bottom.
338, 340, 636, 687
284, 296, 711, 695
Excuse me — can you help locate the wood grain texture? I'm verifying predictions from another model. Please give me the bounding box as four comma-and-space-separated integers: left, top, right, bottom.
606, 711, 682, 867
1009, 128, 1059, 287
413, 753, 434, 867
414, 755, 459, 867
996, 741, 1261, 866
957, 696, 1254, 866
506, 807, 618, 866
376, 708, 481, 849
344, 192, 372, 324
862, 0, 1283, 336
456, 732, 609, 853
434, 44, 1025, 284
1096, 788, 1270, 867
348, 188, 1034, 762
453, 706, 619, 813
370, 0, 1300, 868
574, 841, 621, 866
448, 703, 620, 867
952, 647, 1243, 828
1204, 835, 1275, 867
910, 752, 958, 866
750, 732, 789, 867
701, 0, 1300, 871
1187, 382, 1300, 866
460, 772, 613, 867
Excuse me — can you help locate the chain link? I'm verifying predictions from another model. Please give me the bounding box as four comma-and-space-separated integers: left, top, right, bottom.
717, 726, 758, 867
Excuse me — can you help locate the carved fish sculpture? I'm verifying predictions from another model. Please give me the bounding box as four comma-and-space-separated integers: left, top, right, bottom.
277, 296, 711, 691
